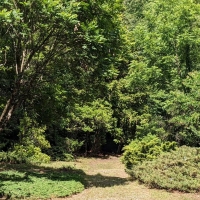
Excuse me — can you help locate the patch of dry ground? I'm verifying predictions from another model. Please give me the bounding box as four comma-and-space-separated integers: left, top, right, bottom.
53, 156, 200, 200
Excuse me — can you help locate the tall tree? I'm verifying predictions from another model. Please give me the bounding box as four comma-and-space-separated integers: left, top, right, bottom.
122, 0, 200, 145
0, 0, 123, 133
0, 0, 81, 131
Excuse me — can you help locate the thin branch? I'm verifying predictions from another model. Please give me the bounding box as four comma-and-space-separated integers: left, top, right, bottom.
12, 0, 17, 9
20, 50, 26, 73
0, 49, 7, 67
24, 28, 55, 71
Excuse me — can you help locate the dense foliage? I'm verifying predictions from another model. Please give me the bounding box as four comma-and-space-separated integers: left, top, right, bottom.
126, 146, 200, 192
121, 134, 177, 169
121, 0, 200, 192
0, 0, 200, 163
0, 0, 124, 160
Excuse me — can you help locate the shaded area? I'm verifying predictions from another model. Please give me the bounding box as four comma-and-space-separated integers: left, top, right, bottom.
0, 163, 86, 199
85, 173, 128, 188
0, 159, 129, 199
0, 163, 86, 181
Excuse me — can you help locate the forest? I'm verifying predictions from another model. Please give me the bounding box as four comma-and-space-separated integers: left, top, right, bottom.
1, 0, 200, 197
0, 0, 200, 171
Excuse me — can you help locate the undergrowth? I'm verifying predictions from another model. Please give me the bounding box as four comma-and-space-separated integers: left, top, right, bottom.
0, 164, 85, 199
122, 134, 177, 169
126, 146, 200, 192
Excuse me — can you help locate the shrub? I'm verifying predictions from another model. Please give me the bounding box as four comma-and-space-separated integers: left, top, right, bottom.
0, 151, 27, 163
0, 152, 10, 162
0, 145, 50, 164
127, 146, 200, 192
46, 137, 83, 161
121, 134, 177, 169
0, 114, 51, 164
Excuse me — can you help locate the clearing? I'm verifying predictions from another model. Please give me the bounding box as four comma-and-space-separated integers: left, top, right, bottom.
52, 156, 200, 200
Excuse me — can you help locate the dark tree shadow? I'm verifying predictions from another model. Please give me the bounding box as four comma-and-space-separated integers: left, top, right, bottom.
85, 173, 128, 188
0, 162, 86, 183
0, 163, 86, 198
0, 162, 128, 187
0, 160, 128, 198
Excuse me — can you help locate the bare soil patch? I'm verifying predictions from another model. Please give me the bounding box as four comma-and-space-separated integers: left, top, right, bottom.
54, 156, 200, 200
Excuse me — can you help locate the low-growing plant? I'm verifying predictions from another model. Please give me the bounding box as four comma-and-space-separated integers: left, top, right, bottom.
121, 134, 177, 169
13, 144, 50, 163
0, 145, 50, 164
0, 164, 85, 199
0, 114, 51, 164
127, 146, 200, 192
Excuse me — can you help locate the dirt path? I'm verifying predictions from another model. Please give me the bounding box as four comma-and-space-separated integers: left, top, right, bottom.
56, 156, 200, 200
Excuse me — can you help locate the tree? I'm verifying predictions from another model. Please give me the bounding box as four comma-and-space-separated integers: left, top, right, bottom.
162, 71, 200, 146
0, 0, 123, 132
66, 99, 116, 154
0, 0, 81, 132
0, 0, 126, 159
122, 0, 200, 145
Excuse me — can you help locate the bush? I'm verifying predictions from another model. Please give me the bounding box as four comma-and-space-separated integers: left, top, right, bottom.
127, 146, 200, 192
0, 145, 50, 164
46, 137, 83, 161
0, 151, 26, 163
121, 134, 177, 169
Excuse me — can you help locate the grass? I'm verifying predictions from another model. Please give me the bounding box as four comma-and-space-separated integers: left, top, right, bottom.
0, 163, 85, 199
63, 156, 200, 200
0, 155, 200, 200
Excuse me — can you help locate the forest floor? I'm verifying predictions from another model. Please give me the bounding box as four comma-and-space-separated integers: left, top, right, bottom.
52, 155, 200, 200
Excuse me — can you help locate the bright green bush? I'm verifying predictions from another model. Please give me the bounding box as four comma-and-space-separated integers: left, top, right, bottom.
13, 145, 50, 163
0, 145, 50, 164
0, 151, 27, 163
121, 134, 177, 169
127, 146, 200, 192
0, 152, 9, 162
0, 115, 51, 164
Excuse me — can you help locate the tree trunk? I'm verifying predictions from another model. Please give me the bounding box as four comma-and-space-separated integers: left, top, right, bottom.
85, 132, 89, 156
90, 131, 101, 154
0, 87, 22, 132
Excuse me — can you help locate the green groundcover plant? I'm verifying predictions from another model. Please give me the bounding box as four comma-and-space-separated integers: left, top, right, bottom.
121, 134, 177, 169
0, 165, 85, 199
127, 146, 200, 192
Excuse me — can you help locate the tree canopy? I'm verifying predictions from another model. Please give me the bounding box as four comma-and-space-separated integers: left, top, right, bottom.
0, 0, 200, 162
